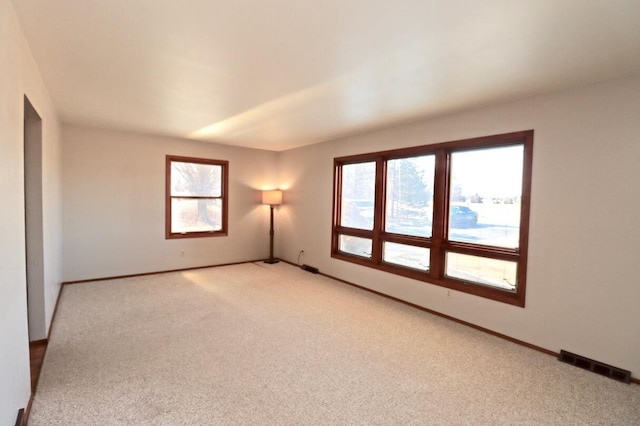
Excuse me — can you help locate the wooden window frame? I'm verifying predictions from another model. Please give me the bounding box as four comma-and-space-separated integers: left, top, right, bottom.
165, 155, 229, 239
332, 130, 533, 306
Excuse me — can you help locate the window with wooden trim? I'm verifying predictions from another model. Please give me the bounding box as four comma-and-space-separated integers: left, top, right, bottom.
332, 130, 533, 306
166, 155, 228, 239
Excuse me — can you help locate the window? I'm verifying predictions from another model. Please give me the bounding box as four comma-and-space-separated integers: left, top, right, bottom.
332, 130, 533, 306
166, 155, 228, 239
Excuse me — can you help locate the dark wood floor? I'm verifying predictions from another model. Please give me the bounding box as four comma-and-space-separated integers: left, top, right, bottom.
29, 339, 47, 393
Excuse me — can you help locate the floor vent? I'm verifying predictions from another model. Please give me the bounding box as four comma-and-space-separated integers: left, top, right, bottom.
559, 350, 631, 384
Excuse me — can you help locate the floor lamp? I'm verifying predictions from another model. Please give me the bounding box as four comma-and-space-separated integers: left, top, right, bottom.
262, 190, 282, 264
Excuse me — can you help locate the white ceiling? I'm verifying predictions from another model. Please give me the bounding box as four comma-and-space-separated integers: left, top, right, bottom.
12, 0, 640, 151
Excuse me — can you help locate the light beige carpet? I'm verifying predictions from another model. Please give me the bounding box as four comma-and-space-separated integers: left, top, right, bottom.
30, 262, 639, 425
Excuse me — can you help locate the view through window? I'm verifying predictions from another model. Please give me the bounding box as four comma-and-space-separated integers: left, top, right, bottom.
332, 131, 533, 306
166, 155, 228, 238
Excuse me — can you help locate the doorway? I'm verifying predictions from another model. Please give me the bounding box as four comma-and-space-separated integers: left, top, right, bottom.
24, 96, 47, 392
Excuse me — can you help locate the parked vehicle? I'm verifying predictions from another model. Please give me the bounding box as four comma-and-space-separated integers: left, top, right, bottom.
449, 205, 478, 228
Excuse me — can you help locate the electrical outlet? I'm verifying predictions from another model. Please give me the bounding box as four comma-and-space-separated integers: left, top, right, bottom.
447, 290, 452, 299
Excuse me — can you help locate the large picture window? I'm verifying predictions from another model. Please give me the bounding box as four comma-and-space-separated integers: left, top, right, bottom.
166, 155, 228, 239
332, 131, 533, 306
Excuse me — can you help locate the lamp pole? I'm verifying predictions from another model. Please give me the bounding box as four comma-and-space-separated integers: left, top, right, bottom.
262, 189, 282, 264
265, 204, 279, 264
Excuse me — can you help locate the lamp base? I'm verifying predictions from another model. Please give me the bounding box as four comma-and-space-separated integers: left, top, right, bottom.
264, 258, 280, 264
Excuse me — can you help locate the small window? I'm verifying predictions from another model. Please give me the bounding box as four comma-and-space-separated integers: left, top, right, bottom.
166, 155, 228, 239
332, 130, 533, 306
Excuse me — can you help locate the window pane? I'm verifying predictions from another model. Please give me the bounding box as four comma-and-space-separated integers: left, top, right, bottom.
449, 145, 523, 249
171, 162, 222, 197
171, 198, 222, 233
385, 155, 434, 238
445, 252, 517, 291
383, 242, 429, 271
338, 235, 372, 258
341, 162, 375, 230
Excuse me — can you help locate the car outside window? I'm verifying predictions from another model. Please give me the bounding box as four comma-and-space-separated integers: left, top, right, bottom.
332, 130, 533, 306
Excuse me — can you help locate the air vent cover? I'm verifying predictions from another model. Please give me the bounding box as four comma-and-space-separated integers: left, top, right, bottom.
559, 350, 631, 384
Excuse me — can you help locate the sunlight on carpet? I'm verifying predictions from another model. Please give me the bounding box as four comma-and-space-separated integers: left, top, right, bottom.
29, 262, 640, 425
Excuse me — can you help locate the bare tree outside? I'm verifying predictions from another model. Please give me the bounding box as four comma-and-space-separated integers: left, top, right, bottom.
170, 161, 222, 232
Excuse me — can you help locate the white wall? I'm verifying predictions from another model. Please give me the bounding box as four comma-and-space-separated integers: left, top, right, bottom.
278, 76, 640, 377
20, 22, 63, 344
61, 124, 279, 281
0, 0, 62, 424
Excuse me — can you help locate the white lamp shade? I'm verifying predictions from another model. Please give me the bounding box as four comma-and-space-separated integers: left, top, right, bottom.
262, 190, 283, 205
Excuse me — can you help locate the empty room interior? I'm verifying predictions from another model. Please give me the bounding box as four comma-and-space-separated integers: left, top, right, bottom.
2, 0, 640, 424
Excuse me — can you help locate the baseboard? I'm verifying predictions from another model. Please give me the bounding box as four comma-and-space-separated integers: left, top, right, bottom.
58, 259, 640, 385
280, 260, 637, 383
29, 339, 48, 395
318, 270, 555, 353
62, 259, 265, 285
18, 394, 34, 426
25, 394, 33, 424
